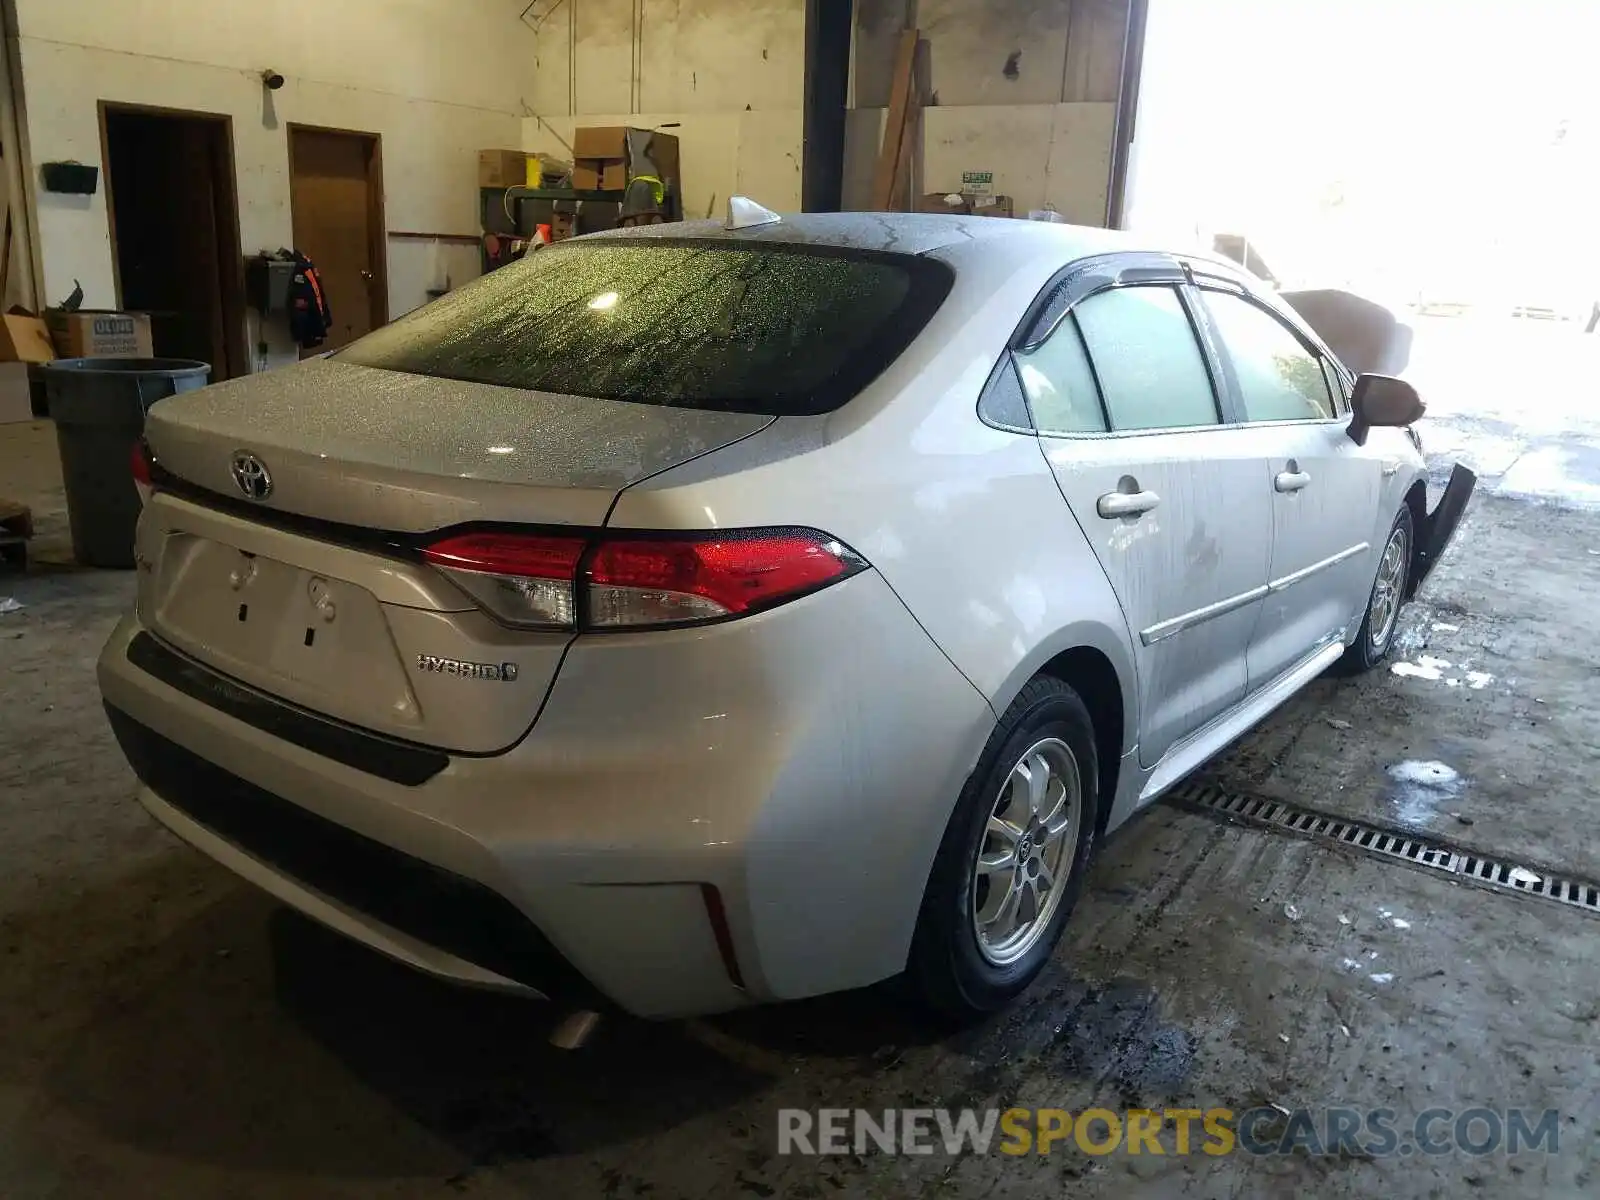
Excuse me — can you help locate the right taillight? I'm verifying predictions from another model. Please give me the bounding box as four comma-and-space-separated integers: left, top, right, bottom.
420, 528, 867, 631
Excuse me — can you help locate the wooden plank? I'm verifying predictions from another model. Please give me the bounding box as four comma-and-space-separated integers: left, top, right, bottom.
891, 35, 933, 211
0, 207, 12, 305
871, 28, 919, 211
890, 68, 922, 211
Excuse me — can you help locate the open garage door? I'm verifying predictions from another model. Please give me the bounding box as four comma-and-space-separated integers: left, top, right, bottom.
1120, 0, 1600, 508
1121, 0, 1600, 309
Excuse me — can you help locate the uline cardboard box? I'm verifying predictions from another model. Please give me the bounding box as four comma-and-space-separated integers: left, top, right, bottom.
47, 310, 154, 358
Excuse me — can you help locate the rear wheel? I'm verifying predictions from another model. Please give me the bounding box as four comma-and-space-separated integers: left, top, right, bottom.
908, 677, 1098, 1019
1337, 505, 1414, 674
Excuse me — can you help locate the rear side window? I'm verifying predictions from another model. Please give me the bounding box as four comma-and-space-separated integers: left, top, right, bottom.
1203, 290, 1335, 421
1014, 315, 1107, 433
1073, 286, 1220, 431
338, 240, 952, 415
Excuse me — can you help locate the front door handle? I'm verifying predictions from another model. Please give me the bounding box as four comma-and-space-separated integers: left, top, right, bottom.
1275, 470, 1311, 493
1097, 489, 1161, 518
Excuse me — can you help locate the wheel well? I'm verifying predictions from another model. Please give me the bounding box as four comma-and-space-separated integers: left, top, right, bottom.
1403, 480, 1428, 598
1036, 647, 1124, 836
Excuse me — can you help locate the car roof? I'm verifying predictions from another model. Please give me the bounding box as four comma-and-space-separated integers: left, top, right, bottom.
583, 211, 1149, 263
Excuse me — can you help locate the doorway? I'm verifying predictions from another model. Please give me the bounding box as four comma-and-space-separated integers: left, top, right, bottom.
101, 104, 247, 380
287, 125, 388, 353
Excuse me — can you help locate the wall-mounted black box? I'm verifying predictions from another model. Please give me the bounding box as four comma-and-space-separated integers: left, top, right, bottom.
41, 162, 99, 195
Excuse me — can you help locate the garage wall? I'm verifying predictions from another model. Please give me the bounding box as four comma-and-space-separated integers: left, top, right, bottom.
518, 0, 1127, 223
522, 0, 806, 215
848, 0, 1128, 223
8, 0, 537, 366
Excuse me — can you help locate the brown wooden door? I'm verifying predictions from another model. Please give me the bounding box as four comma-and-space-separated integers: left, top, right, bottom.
288, 127, 387, 353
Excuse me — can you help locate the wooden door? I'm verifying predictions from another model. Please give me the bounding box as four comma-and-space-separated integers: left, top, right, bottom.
288, 126, 388, 353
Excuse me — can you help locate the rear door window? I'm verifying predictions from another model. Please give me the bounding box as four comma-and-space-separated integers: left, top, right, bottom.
338, 240, 952, 416
1072, 286, 1221, 431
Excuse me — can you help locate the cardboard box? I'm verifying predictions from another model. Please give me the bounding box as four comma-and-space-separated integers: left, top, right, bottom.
572, 126, 630, 160
971, 194, 1014, 218
917, 192, 1013, 218
46, 310, 154, 358
0, 363, 33, 423
572, 126, 679, 190
0, 314, 56, 363
572, 159, 627, 192
478, 148, 530, 188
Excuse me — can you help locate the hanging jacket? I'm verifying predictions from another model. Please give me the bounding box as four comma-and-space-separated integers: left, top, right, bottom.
287, 252, 332, 349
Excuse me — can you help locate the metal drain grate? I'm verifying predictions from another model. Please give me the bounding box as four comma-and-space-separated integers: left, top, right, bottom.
1171, 781, 1600, 917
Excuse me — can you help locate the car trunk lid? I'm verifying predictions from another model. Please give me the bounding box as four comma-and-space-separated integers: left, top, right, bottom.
137, 359, 771, 754
144, 357, 773, 530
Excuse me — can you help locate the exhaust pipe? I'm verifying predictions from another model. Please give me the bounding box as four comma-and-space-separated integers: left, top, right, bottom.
548, 1009, 603, 1050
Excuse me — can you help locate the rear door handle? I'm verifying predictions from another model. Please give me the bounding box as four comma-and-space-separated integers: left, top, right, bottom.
1275, 470, 1311, 493
1097, 489, 1161, 518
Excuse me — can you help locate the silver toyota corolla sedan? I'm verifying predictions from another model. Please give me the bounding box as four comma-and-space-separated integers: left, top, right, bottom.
99, 210, 1474, 1020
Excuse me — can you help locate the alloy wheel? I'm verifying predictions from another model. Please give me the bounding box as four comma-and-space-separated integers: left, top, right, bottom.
1368, 525, 1409, 653
970, 737, 1083, 966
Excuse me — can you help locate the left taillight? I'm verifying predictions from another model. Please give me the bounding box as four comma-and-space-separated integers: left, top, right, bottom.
131, 438, 155, 504
420, 528, 868, 631
421, 532, 587, 629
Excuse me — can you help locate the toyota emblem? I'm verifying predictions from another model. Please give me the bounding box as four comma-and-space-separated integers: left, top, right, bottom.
230, 451, 273, 501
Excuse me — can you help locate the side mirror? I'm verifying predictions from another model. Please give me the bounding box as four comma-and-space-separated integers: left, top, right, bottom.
1348, 373, 1424, 446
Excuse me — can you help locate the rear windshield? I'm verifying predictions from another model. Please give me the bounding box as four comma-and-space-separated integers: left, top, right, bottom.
338, 238, 953, 415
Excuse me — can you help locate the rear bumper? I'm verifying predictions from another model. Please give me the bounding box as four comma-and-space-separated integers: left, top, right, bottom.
106, 706, 583, 999
97, 570, 994, 1017
1412, 462, 1477, 593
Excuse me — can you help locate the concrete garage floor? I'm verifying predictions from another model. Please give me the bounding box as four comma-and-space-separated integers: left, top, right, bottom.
3, 319, 1599, 1197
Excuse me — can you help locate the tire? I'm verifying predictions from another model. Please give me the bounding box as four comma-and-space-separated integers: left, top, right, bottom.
908, 676, 1099, 1019
1337, 504, 1414, 674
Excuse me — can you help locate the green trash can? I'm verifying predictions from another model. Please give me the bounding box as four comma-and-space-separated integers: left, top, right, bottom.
43, 357, 211, 568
